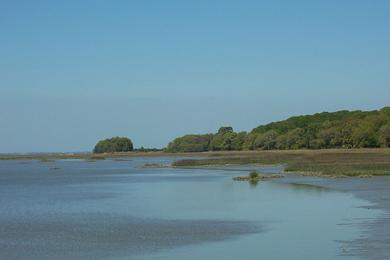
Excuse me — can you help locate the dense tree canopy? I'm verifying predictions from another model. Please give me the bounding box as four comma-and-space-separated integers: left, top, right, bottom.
166, 134, 213, 152
166, 127, 246, 152
166, 107, 390, 152
93, 137, 133, 153
245, 107, 390, 150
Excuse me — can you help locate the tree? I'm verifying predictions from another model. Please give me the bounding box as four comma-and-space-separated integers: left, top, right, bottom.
210, 127, 236, 151
249, 170, 259, 179
230, 132, 247, 150
93, 137, 133, 153
166, 134, 213, 152
165, 107, 390, 151
253, 130, 278, 150
284, 128, 305, 149
379, 125, 390, 147
351, 123, 379, 148
217, 126, 234, 135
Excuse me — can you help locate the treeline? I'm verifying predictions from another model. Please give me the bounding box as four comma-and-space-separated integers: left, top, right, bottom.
166, 127, 246, 152
93, 137, 133, 153
166, 107, 390, 152
93, 138, 163, 153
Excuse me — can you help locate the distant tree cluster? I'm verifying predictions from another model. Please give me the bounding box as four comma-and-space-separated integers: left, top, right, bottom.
166, 127, 247, 152
245, 107, 390, 150
166, 107, 390, 152
93, 137, 133, 153
166, 134, 214, 152
134, 147, 163, 152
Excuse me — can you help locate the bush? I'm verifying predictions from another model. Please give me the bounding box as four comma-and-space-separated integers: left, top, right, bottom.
249, 170, 259, 179
166, 134, 213, 152
93, 137, 133, 153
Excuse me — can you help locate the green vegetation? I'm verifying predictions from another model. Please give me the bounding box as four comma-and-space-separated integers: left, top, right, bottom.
172, 149, 390, 177
246, 107, 390, 150
143, 163, 170, 168
249, 170, 259, 179
166, 127, 246, 152
134, 147, 163, 152
210, 127, 247, 151
93, 137, 133, 153
3, 107, 390, 178
167, 107, 390, 152
232, 170, 284, 181
166, 134, 213, 152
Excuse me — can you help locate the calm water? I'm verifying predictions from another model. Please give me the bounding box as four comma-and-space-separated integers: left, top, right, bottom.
0, 158, 380, 259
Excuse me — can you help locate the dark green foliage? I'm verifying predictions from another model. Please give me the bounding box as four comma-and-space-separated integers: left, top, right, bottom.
246, 107, 390, 150
166, 134, 213, 152
166, 107, 390, 152
253, 130, 278, 150
135, 147, 163, 152
249, 170, 258, 179
210, 128, 246, 151
380, 124, 390, 147
231, 132, 247, 150
166, 127, 245, 153
217, 126, 234, 135
93, 137, 133, 153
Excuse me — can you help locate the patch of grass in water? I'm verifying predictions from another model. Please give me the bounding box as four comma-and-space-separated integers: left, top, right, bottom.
172, 149, 390, 177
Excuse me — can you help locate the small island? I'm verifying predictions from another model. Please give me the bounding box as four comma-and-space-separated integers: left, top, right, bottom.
93, 137, 133, 153
233, 170, 284, 182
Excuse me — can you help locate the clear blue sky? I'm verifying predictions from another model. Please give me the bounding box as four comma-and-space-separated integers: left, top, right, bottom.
1, 0, 389, 153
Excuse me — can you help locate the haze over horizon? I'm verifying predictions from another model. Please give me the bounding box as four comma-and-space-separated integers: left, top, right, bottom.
1, 1, 389, 153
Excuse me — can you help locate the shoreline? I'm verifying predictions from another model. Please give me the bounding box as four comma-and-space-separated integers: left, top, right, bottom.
143, 158, 390, 258
276, 175, 390, 259
169, 149, 390, 177
2, 148, 390, 160
3, 148, 390, 177
1, 154, 390, 258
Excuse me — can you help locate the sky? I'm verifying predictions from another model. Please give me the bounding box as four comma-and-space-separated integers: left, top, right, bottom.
1, 0, 389, 153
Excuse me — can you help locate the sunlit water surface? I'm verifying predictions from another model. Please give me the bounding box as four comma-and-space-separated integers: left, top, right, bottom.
0, 158, 380, 259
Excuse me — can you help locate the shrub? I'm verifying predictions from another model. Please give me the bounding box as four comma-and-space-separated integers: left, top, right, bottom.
93, 137, 133, 153
249, 170, 259, 179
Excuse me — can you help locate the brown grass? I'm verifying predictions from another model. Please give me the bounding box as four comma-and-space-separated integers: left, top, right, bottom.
171, 149, 390, 177
3, 148, 390, 177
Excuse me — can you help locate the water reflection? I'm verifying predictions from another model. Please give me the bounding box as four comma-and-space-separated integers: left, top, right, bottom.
287, 182, 332, 192
249, 180, 259, 187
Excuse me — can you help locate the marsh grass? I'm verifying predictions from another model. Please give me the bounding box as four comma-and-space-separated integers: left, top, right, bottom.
3, 149, 390, 177
172, 149, 390, 177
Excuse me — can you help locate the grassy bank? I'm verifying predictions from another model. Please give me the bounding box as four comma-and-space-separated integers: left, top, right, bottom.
171, 149, 390, 177
3, 148, 390, 177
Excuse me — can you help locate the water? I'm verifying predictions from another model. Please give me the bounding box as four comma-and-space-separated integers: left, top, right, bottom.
0, 157, 380, 259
